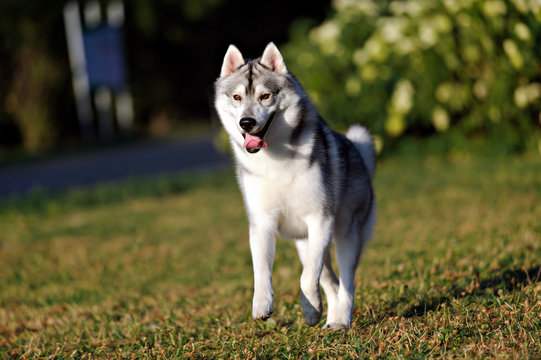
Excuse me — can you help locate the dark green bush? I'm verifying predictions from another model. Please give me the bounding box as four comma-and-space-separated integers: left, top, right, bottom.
283, 0, 541, 154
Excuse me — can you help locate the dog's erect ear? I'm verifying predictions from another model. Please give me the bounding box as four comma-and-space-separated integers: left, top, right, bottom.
260, 42, 287, 75
221, 45, 245, 78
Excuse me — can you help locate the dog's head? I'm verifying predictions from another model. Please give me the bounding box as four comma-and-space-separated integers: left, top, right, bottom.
215, 42, 296, 154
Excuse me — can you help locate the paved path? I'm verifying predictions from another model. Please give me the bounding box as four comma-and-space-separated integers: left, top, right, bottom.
0, 137, 230, 200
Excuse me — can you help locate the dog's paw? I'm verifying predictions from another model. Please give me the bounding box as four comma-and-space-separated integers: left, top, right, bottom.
300, 290, 322, 326
303, 308, 322, 326
322, 322, 350, 330
253, 309, 273, 321
252, 298, 273, 321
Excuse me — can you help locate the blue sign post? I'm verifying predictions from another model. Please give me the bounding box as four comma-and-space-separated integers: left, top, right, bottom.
64, 0, 133, 141
84, 25, 127, 90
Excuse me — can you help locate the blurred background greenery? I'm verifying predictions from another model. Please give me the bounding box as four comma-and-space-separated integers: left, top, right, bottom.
0, 0, 540, 156
284, 0, 541, 155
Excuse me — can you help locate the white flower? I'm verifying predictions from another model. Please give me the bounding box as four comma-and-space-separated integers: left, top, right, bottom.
352, 48, 368, 66
514, 22, 531, 41
419, 21, 437, 48
391, 80, 414, 114
443, 0, 475, 14
334, 0, 379, 16
515, 83, 541, 108
396, 38, 416, 55
510, 0, 528, 13
473, 81, 488, 101
526, 83, 541, 101
482, 0, 507, 16
364, 36, 388, 62
514, 86, 528, 108
309, 20, 342, 55
310, 20, 340, 45
379, 17, 407, 43
443, 0, 461, 14
434, 14, 453, 33
432, 106, 450, 132
389, 0, 424, 16
503, 39, 523, 69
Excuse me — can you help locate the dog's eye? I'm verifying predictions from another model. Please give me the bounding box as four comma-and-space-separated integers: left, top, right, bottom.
233, 95, 242, 101
260, 93, 271, 101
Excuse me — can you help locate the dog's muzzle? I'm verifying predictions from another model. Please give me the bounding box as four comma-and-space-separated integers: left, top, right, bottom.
241, 112, 276, 154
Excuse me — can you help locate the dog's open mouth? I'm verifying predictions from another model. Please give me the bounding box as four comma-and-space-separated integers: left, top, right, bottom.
242, 112, 276, 154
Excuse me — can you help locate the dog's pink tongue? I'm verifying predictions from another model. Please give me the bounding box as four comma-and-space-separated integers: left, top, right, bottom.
243, 133, 268, 149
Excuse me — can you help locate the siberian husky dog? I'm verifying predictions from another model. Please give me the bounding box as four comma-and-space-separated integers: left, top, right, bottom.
214, 42, 376, 329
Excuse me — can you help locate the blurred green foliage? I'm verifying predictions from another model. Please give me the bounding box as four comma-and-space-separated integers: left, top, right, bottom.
7, 22, 61, 151
283, 0, 541, 154
0, 1, 68, 152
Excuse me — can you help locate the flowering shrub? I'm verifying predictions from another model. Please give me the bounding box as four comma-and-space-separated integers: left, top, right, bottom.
283, 0, 541, 153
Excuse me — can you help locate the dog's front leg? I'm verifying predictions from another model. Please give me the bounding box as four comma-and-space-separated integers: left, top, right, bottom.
249, 223, 276, 321
300, 217, 334, 326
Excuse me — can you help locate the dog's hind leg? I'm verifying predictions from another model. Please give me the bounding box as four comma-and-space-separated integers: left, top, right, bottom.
332, 225, 364, 329
295, 240, 339, 327
321, 252, 340, 327
330, 201, 375, 329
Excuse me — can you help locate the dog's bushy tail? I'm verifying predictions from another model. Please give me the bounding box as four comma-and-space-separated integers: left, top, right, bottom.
346, 125, 376, 178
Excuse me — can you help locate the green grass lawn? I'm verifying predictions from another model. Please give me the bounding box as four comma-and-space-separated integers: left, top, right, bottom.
0, 152, 540, 358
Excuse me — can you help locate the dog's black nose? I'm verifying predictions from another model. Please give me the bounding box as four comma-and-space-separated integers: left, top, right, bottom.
239, 117, 256, 132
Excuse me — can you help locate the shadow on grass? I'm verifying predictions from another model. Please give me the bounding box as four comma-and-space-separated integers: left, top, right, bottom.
394, 265, 541, 318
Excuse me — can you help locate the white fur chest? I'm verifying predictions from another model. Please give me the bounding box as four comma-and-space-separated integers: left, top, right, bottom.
237, 148, 325, 240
